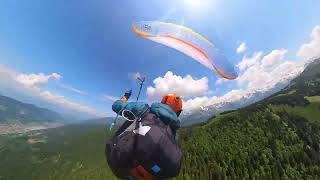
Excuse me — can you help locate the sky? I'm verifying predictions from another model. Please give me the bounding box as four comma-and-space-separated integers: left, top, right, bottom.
0, 0, 320, 119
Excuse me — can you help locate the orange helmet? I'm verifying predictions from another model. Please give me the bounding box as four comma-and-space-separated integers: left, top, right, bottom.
161, 94, 183, 116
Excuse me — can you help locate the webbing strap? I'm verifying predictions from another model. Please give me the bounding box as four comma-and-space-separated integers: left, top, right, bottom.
108, 104, 128, 131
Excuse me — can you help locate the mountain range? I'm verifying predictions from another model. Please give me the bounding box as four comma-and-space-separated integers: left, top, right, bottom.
0, 94, 64, 124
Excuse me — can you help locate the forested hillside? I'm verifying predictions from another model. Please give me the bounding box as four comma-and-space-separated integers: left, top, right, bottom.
177, 59, 320, 180
0, 94, 64, 124
0, 124, 117, 180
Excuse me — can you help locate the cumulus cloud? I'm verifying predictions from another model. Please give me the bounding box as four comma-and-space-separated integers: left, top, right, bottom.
0, 64, 104, 117
215, 78, 228, 85
183, 96, 216, 111
297, 25, 320, 61
261, 49, 288, 69
183, 89, 248, 110
15, 73, 62, 88
237, 52, 263, 71
16, 72, 88, 96
146, 71, 209, 101
236, 42, 247, 54
102, 95, 119, 102
237, 49, 304, 91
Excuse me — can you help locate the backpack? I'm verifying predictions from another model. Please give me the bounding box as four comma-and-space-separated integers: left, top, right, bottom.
105, 112, 182, 180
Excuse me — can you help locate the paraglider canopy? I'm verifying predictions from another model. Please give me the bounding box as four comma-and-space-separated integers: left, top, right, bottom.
132, 21, 238, 80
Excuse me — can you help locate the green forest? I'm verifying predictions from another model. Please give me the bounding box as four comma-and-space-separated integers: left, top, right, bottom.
0, 59, 319, 179
177, 59, 320, 180
0, 124, 116, 180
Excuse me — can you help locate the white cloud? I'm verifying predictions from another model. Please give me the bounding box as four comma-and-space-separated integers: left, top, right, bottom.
102, 95, 119, 102
237, 48, 304, 92
15, 73, 62, 88
0, 64, 105, 117
184, 89, 248, 111
236, 42, 247, 54
237, 52, 263, 71
261, 49, 287, 68
297, 25, 320, 61
215, 78, 228, 85
146, 71, 209, 101
39, 91, 102, 116
184, 96, 216, 111
15, 72, 88, 96
58, 83, 88, 96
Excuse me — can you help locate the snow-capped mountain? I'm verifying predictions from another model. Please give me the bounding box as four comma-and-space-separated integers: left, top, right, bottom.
180, 65, 307, 126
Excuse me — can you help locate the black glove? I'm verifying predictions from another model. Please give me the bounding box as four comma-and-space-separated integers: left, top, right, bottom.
124, 90, 132, 100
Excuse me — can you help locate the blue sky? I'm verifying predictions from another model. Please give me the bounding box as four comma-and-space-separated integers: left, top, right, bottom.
0, 0, 319, 118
